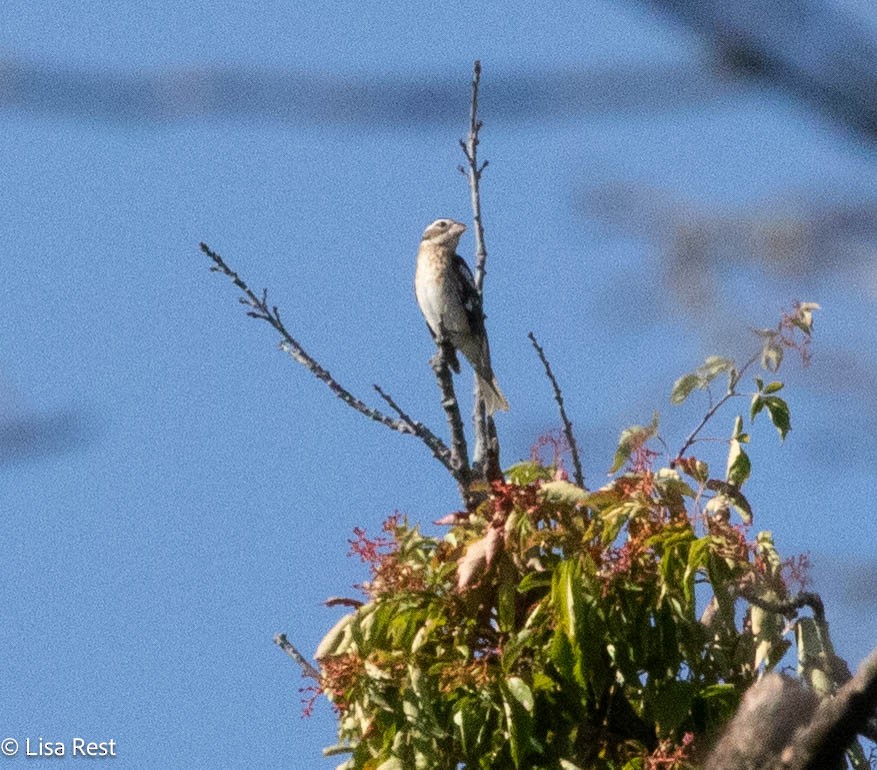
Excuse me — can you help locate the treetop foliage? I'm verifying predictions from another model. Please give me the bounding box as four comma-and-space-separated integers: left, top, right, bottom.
308, 303, 867, 770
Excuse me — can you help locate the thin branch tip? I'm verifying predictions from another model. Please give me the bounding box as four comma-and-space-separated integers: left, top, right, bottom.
529, 332, 585, 488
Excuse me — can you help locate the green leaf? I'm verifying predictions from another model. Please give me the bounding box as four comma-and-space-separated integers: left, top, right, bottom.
683, 537, 711, 606
695, 683, 740, 730
551, 560, 581, 641
700, 355, 736, 384
501, 677, 534, 768
549, 628, 575, 683
517, 571, 552, 594
505, 460, 554, 485
796, 616, 846, 697
505, 676, 534, 712
762, 380, 784, 394
670, 372, 701, 405
763, 396, 791, 440
352, 601, 393, 650
498, 574, 517, 634
751, 393, 791, 440
726, 415, 750, 487
540, 480, 588, 506
750, 393, 764, 421
550, 560, 609, 696
726, 438, 751, 488
846, 738, 870, 770
751, 602, 782, 671
610, 412, 659, 473
315, 613, 354, 659
651, 680, 696, 733
670, 357, 736, 405
453, 697, 488, 759
654, 467, 697, 499
600, 500, 643, 544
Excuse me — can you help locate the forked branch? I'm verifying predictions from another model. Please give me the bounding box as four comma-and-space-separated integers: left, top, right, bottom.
200, 242, 466, 492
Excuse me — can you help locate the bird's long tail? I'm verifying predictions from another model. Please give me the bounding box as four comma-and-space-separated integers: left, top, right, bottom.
477, 373, 510, 415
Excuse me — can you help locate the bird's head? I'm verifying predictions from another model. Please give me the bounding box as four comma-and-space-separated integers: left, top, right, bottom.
421, 218, 466, 249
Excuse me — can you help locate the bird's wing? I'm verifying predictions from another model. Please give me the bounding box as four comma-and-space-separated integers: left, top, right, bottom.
451, 254, 486, 335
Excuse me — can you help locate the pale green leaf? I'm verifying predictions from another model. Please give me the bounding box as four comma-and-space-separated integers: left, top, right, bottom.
540, 480, 589, 506
751, 602, 782, 671
505, 461, 554, 485
551, 560, 580, 640
755, 531, 781, 575
750, 393, 764, 421
761, 337, 784, 372
315, 613, 354, 659
670, 372, 702, 405
505, 676, 535, 712
610, 412, 659, 473
726, 441, 751, 488
671, 357, 736, 404
791, 301, 821, 335
700, 355, 736, 383
501, 678, 534, 768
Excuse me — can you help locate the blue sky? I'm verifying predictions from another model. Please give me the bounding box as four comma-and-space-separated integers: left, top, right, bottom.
2, 2, 876, 767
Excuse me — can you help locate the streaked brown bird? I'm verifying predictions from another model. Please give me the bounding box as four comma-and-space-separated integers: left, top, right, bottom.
414, 218, 509, 415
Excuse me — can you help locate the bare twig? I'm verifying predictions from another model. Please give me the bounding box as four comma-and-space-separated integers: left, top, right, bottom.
200, 242, 462, 490
459, 60, 499, 481
273, 632, 320, 681
528, 332, 585, 488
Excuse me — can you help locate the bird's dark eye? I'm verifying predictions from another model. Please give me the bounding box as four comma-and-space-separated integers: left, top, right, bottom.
437, 220, 447, 228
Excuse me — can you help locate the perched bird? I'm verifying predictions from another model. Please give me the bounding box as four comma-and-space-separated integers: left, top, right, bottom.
414, 218, 509, 415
